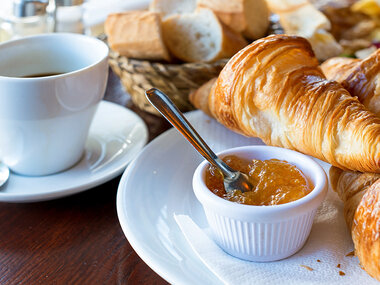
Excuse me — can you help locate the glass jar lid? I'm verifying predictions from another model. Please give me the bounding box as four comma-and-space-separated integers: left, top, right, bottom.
55, 0, 84, 6
12, 0, 49, 17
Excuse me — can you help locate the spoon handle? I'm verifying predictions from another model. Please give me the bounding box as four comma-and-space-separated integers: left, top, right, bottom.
145, 88, 236, 178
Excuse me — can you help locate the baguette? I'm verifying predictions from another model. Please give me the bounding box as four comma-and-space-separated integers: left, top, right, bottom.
105, 11, 171, 61
161, 8, 248, 62
198, 0, 270, 39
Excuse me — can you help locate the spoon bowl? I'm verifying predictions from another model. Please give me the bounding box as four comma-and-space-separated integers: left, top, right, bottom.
145, 88, 253, 193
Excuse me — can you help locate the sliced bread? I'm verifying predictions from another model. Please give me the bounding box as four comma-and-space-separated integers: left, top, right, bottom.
105, 11, 171, 61
265, 0, 342, 60
265, 0, 331, 37
161, 8, 248, 62
198, 0, 270, 39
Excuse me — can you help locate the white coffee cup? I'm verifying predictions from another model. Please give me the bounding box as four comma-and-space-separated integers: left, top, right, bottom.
0, 33, 109, 176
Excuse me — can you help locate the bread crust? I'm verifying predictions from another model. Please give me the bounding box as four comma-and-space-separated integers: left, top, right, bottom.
265, 0, 342, 61
105, 11, 171, 61
321, 49, 380, 116
189, 77, 217, 116
198, 0, 269, 39
161, 8, 247, 62
325, 47, 380, 281
353, 179, 380, 281
330, 167, 380, 281
190, 34, 380, 173
266, 0, 331, 35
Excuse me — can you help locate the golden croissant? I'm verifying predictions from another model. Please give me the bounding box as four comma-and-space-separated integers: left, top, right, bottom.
321, 49, 380, 116
190, 34, 380, 173
322, 49, 380, 281
330, 167, 380, 281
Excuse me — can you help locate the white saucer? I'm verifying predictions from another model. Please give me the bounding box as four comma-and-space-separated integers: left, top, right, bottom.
0, 100, 148, 203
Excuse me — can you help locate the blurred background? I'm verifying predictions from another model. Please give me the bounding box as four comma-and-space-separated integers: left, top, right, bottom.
0, 0, 150, 41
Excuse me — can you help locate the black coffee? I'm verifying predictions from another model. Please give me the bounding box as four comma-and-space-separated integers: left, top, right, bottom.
22, 72, 63, 78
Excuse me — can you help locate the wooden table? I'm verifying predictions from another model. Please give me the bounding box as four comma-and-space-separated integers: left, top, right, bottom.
0, 69, 171, 284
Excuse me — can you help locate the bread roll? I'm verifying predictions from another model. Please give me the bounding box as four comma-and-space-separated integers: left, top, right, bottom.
189, 34, 380, 173
105, 11, 171, 61
198, 0, 270, 39
161, 8, 248, 62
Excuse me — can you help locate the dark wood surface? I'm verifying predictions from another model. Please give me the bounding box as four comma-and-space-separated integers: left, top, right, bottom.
0, 69, 171, 284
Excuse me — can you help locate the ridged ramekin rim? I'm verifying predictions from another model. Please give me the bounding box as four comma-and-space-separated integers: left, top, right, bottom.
193, 145, 328, 218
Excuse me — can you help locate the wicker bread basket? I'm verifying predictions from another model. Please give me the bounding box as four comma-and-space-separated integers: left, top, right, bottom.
107, 15, 283, 115
108, 50, 228, 115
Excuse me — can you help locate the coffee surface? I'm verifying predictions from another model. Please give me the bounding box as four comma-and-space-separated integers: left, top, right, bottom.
22, 72, 63, 78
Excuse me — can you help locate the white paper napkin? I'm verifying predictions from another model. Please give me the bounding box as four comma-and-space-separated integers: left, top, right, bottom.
174, 187, 379, 285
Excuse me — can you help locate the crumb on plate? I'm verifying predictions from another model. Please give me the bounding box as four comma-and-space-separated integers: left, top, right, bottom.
300, 265, 313, 271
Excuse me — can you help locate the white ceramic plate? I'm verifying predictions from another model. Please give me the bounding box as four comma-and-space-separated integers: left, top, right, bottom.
117, 111, 266, 284
0, 100, 148, 203
117, 111, 377, 284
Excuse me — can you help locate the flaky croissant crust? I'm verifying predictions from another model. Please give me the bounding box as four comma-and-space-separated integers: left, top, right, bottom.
325, 49, 380, 281
353, 180, 380, 281
321, 49, 380, 116
203, 35, 380, 173
330, 167, 380, 281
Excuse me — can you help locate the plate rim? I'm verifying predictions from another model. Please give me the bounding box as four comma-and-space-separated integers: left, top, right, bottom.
117, 128, 188, 284
116, 111, 222, 284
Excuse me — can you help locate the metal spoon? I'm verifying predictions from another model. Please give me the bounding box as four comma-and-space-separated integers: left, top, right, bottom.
0, 162, 10, 187
145, 88, 253, 193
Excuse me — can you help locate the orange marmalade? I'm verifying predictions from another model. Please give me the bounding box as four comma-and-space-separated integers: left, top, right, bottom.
205, 155, 312, 206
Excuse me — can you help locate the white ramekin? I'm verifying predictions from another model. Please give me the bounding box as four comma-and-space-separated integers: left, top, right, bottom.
193, 145, 328, 262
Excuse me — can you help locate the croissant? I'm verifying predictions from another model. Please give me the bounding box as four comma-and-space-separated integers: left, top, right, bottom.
330, 167, 380, 281
190, 34, 380, 173
322, 49, 380, 280
321, 49, 380, 116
